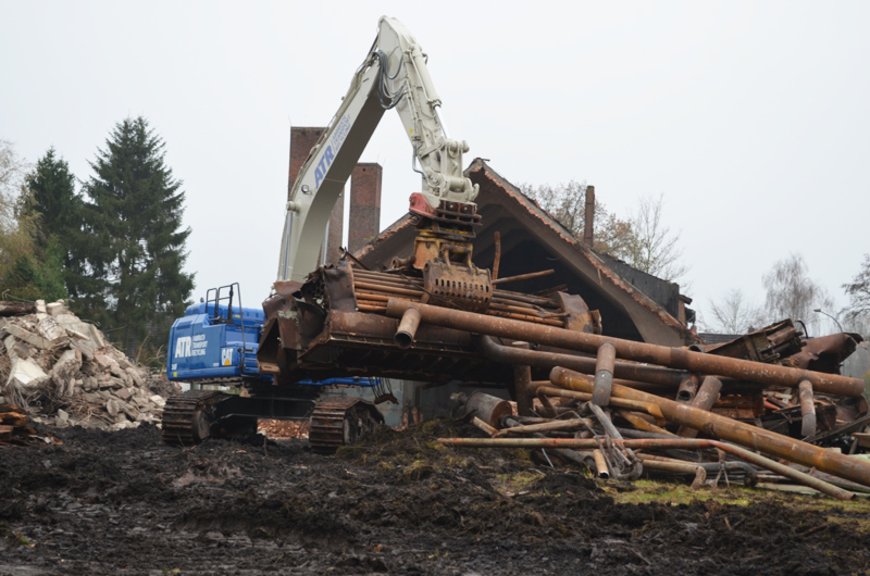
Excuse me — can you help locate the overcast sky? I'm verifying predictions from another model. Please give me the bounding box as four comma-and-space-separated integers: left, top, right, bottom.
2, 1, 868, 331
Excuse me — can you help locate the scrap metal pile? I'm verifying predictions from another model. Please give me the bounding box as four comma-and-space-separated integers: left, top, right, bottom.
258, 260, 597, 385
252, 252, 870, 499
377, 299, 870, 499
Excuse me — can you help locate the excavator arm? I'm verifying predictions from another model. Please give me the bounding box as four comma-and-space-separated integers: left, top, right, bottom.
277, 16, 479, 284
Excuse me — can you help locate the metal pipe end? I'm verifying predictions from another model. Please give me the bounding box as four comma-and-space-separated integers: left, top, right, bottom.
395, 307, 422, 349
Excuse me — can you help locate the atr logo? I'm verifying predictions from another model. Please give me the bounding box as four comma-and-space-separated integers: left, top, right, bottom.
314, 145, 335, 189
175, 336, 192, 358
175, 334, 207, 358
313, 114, 351, 190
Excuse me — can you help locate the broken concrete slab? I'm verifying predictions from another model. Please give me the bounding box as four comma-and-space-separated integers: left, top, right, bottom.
51, 349, 82, 384
6, 357, 49, 389
46, 301, 67, 316
36, 315, 69, 348
4, 324, 52, 351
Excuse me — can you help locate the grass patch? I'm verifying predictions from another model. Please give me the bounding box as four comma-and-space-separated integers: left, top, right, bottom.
608, 479, 754, 507
491, 469, 546, 497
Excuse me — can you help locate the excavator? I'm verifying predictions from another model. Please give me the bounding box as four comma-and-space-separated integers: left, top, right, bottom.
160, 17, 869, 472
161, 16, 595, 451
163, 17, 491, 452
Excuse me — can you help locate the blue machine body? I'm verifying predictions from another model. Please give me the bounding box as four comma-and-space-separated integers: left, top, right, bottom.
166, 293, 382, 389
166, 301, 267, 381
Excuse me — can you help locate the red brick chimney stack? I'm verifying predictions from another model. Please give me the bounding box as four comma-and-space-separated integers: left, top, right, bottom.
287, 128, 383, 262
288, 126, 343, 263
348, 163, 383, 253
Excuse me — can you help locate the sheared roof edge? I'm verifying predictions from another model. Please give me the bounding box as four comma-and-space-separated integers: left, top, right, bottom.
355, 158, 689, 342
466, 159, 688, 336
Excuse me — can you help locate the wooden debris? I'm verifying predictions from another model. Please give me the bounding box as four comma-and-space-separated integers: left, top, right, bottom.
0, 301, 37, 317
0, 403, 49, 445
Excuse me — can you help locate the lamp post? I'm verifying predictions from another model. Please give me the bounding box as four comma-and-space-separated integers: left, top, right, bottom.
813, 308, 844, 333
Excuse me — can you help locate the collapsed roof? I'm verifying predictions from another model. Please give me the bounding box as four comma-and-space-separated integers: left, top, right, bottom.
356, 159, 695, 346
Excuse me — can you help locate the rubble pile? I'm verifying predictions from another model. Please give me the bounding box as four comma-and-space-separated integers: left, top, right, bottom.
0, 300, 167, 431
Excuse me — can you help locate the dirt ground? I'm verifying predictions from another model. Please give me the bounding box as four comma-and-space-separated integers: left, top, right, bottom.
1, 421, 868, 576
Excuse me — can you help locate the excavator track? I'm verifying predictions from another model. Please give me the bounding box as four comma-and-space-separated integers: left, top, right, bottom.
161, 390, 227, 446
309, 398, 384, 454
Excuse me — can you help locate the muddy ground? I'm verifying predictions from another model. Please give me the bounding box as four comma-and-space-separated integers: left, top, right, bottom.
1, 422, 867, 576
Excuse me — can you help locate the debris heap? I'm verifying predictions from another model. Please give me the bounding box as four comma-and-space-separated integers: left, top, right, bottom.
385, 301, 869, 498
0, 300, 168, 431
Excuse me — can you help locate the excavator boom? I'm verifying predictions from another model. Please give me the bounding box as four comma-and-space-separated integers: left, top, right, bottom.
277, 16, 479, 284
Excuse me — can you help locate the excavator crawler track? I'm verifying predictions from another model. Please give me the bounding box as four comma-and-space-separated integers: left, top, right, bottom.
161, 390, 227, 446
309, 398, 384, 454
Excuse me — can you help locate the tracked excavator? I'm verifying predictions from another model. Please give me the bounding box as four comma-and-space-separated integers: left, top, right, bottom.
161, 16, 598, 451
160, 16, 867, 461
162, 16, 482, 451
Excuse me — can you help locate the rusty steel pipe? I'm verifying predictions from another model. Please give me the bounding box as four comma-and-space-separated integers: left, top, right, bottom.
463, 392, 512, 428
355, 280, 423, 297
551, 366, 870, 489
617, 410, 673, 436
676, 375, 699, 403
798, 380, 817, 439
533, 385, 665, 419
592, 449, 610, 479
385, 299, 864, 397
395, 308, 422, 349
593, 343, 616, 406
512, 341, 533, 416
437, 436, 853, 499
678, 376, 723, 438
492, 268, 555, 286
494, 417, 589, 437
638, 454, 707, 484
478, 336, 688, 390
471, 416, 498, 436
492, 231, 502, 280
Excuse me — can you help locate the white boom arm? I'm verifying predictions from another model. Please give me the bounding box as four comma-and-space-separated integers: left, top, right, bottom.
277, 16, 478, 283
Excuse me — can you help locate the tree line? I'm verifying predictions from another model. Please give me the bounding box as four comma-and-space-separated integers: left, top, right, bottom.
522, 181, 870, 337
0, 117, 193, 362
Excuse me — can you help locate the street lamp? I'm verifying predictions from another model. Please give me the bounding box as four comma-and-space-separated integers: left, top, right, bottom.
813, 308, 844, 332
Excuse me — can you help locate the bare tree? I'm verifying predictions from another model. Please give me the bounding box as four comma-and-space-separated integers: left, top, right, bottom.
522, 180, 612, 240
0, 140, 27, 233
844, 254, 870, 329
522, 184, 687, 282
0, 141, 38, 298
623, 193, 688, 282
762, 254, 832, 332
708, 289, 764, 334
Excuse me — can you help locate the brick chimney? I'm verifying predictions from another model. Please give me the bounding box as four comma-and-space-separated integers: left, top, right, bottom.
348, 163, 383, 253
288, 127, 324, 198
287, 126, 343, 263
583, 185, 595, 248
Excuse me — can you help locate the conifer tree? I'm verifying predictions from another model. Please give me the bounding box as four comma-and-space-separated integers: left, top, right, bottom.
80, 117, 194, 359
15, 148, 80, 299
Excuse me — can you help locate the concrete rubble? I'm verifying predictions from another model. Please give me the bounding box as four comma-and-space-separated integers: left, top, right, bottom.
0, 299, 169, 431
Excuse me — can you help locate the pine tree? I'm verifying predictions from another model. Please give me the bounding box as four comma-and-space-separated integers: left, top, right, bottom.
80, 117, 194, 360
14, 148, 80, 299
0, 141, 66, 300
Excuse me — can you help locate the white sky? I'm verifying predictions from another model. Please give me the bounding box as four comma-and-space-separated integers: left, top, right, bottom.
2, 1, 868, 331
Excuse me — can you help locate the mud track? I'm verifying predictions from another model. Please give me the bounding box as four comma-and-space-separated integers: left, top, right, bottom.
1, 422, 867, 575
